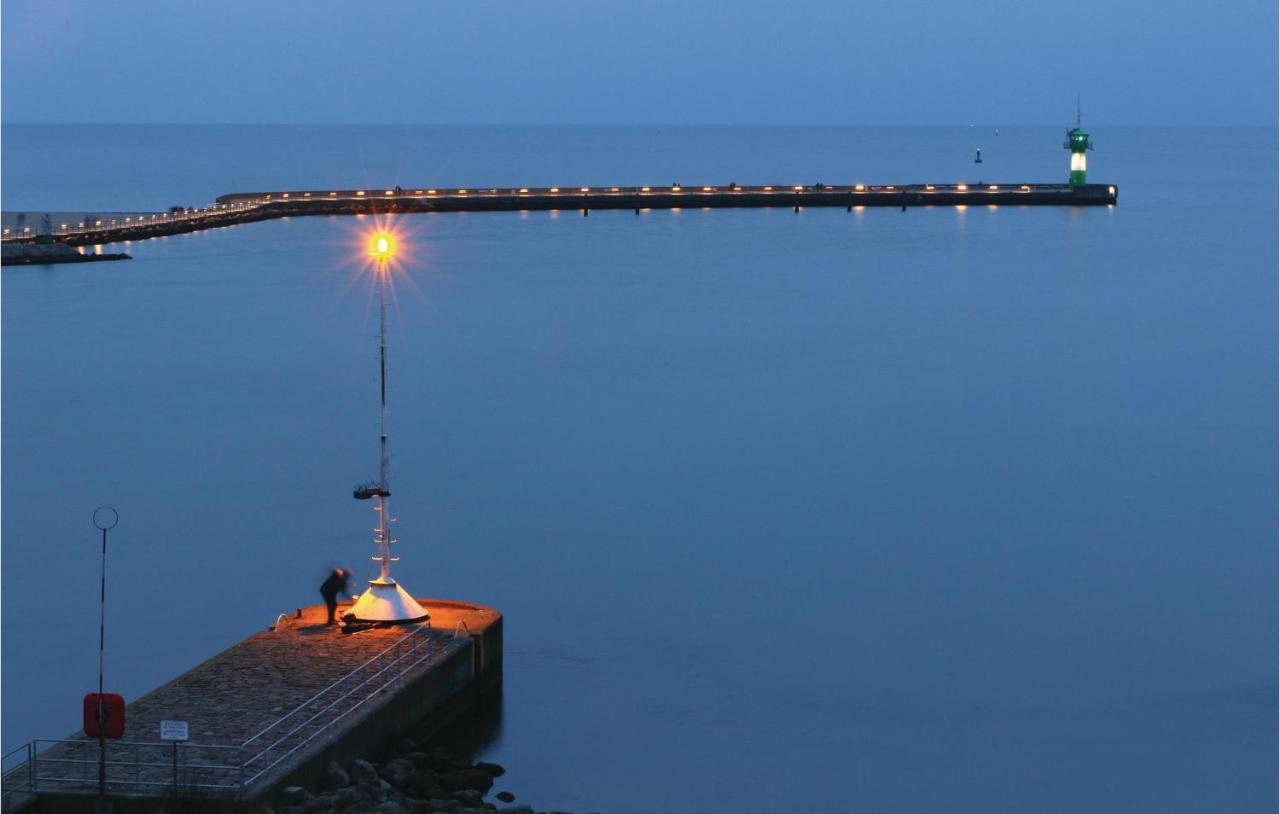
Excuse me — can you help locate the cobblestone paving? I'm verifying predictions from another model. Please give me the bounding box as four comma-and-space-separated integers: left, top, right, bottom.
2, 600, 461, 800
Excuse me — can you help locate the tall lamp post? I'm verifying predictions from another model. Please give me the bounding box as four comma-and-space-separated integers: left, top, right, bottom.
93, 506, 119, 813
349, 230, 428, 623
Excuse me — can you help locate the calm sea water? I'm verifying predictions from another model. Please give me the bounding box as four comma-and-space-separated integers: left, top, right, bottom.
3, 126, 1276, 813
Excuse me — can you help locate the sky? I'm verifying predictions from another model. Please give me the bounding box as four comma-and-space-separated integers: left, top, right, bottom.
1, 0, 1276, 126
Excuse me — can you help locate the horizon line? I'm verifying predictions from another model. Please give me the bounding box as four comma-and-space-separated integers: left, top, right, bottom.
2, 121, 1274, 129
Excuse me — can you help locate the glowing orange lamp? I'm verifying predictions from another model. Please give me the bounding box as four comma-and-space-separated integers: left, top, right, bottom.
370, 231, 395, 262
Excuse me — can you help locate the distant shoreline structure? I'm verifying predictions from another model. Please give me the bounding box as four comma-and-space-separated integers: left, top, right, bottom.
0, 236, 129, 265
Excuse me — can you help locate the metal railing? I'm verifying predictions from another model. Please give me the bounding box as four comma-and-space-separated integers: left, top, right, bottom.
0, 200, 270, 241
1, 738, 242, 804
236, 621, 442, 789
2, 743, 34, 805
1, 623, 462, 802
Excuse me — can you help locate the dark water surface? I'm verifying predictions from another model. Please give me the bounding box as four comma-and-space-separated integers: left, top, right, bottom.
3, 126, 1276, 813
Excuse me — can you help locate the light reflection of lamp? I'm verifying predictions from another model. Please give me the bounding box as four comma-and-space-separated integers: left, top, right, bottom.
348, 228, 428, 624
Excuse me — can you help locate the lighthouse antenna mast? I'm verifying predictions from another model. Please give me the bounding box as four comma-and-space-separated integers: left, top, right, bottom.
374, 245, 394, 583
347, 228, 428, 624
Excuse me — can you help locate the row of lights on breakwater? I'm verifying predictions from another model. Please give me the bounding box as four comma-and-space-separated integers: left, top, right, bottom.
3, 128, 1107, 239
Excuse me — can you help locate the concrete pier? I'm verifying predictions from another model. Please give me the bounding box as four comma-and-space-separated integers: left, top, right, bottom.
0, 181, 1118, 250
0, 599, 501, 813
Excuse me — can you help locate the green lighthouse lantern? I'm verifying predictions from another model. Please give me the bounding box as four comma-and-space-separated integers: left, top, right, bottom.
1063, 101, 1093, 187
1065, 127, 1093, 186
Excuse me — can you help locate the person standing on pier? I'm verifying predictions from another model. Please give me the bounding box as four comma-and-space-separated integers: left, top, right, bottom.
320, 567, 354, 625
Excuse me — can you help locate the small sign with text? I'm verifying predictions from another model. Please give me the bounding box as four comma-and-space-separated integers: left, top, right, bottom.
159, 720, 189, 742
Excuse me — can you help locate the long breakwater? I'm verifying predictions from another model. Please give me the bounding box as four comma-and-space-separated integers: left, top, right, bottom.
2, 182, 1117, 248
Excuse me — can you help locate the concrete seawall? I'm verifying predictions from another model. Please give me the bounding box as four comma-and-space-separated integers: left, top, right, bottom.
215, 182, 1118, 213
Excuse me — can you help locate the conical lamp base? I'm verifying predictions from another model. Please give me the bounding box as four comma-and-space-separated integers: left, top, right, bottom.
348, 579, 429, 623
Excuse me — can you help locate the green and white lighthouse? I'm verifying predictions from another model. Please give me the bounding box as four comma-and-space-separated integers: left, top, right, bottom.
1064, 101, 1093, 187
